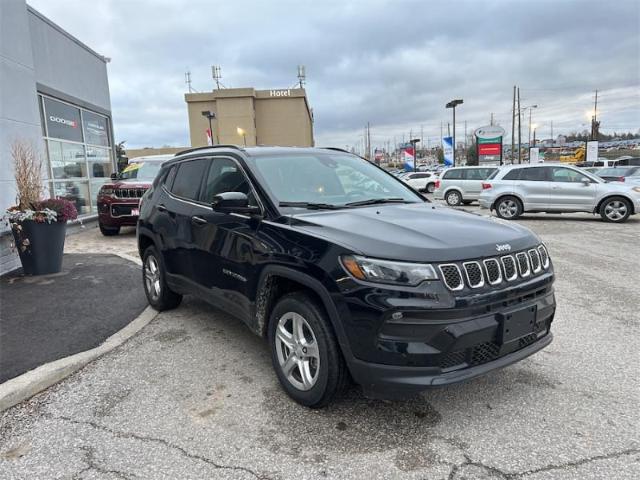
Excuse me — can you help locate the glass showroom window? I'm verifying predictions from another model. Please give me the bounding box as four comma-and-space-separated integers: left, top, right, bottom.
40, 95, 114, 216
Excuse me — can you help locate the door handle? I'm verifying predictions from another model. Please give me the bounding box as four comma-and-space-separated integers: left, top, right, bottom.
191, 216, 207, 226
157, 204, 167, 212
552, 186, 560, 190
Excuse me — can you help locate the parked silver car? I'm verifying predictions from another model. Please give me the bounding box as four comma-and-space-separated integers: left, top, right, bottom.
434, 166, 498, 205
479, 164, 640, 223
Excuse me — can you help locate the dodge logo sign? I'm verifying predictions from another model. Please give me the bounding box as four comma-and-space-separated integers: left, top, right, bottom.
49, 115, 77, 128
496, 243, 512, 252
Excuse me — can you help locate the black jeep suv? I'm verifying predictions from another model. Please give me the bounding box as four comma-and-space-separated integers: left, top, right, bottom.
137, 146, 555, 407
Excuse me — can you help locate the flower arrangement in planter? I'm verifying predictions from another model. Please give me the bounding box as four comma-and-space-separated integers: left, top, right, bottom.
3, 141, 78, 275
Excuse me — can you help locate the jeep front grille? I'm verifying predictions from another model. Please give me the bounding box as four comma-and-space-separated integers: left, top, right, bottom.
114, 188, 146, 198
483, 258, 502, 285
438, 245, 550, 291
516, 252, 531, 277
463, 262, 484, 288
439, 264, 464, 291
501, 255, 518, 281
528, 249, 541, 273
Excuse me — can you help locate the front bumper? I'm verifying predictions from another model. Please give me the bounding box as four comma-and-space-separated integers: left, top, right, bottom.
337, 270, 555, 398
351, 333, 552, 399
98, 197, 141, 227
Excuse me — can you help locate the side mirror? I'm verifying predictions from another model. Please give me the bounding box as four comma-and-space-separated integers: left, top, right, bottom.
212, 192, 261, 215
581, 178, 591, 186
110, 173, 118, 180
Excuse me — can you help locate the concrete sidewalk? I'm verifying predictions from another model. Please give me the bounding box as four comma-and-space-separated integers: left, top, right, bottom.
0, 253, 147, 384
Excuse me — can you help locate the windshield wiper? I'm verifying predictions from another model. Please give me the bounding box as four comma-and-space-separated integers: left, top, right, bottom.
344, 197, 413, 207
279, 201, 344, 210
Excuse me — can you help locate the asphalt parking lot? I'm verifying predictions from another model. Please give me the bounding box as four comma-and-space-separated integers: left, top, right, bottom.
1, 206, 639, 479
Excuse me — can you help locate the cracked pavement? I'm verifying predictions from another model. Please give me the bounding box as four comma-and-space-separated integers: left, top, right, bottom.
1, 211, 639, 479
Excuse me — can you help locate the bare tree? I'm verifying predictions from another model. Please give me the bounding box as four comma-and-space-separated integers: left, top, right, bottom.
11, 140, 43, 210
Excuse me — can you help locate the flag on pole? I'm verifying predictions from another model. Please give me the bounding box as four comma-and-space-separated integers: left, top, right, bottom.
206, 128, 213, 146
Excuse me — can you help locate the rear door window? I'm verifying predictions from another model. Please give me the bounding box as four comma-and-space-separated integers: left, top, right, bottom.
170, 159, 209, 200
518, 167, 549, 181
443, 169, 463, 180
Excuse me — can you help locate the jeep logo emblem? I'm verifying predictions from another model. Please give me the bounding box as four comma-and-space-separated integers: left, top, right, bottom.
496, 243, 512, 252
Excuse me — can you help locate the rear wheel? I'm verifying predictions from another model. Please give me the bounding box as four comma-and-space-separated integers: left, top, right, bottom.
268, 292, 347, 408
445, 190, 462, 206
599, 196, 631, 223
495, 196, 523, 220
426, 182, 435, 194
142, 246, 182, 311
99, 223, 120, 236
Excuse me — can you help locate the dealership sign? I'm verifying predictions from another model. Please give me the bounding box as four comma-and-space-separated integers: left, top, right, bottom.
475, 125, 505, 165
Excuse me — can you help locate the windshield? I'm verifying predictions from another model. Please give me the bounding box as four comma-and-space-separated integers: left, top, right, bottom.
118, 162, 163, 181
246, 153, 423, 207
598, 167, 635, 177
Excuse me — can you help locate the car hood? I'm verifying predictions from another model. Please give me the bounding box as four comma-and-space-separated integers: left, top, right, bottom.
287, 203, 539, 262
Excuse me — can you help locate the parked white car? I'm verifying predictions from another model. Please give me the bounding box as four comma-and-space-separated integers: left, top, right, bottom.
479, 164, 640, 223
433, 166, 498, 206
401, 172, 437, 193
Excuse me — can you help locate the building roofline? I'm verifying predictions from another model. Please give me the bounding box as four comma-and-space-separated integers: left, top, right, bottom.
26, 4, 109, 63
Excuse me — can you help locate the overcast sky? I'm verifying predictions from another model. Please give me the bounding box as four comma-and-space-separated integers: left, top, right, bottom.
29, 0, 640, 150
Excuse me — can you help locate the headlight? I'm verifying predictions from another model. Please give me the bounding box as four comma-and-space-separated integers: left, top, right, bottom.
340, 255, 438, 286
100, 187, 114, 196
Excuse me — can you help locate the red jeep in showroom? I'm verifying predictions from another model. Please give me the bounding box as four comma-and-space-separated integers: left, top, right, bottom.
97, 155, 172, 235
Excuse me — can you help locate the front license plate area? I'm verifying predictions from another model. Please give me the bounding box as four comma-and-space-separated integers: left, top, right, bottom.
131, 208, 140, 216
498, 306, 536, 344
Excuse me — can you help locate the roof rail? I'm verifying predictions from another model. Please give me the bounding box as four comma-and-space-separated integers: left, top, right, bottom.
174, 144, 243, 157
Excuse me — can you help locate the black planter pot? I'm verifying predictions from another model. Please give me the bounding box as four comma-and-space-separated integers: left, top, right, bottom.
12, 220, 67, 275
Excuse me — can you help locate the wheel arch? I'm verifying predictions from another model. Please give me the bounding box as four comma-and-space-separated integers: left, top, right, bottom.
594, 194, 636, 215
255, 265, 355, 362
491, 192, 525, 211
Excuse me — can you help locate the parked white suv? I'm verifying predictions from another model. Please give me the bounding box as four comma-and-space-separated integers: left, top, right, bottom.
434, 166, 498, 205
401, 172, 437, 193
479, 164, 640, 223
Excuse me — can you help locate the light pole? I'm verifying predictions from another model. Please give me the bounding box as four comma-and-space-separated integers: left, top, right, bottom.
409, 138, 420, 171
236, 127, 247, 146
523, 105, 538, 147
201, 110, 216, 145
446, 99, 463, 166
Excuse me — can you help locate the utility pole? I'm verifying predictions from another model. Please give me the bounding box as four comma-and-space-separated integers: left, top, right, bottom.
420, 125, 424, 157
490, 112, 494, 126
464, 120, 468, 150
517, 87, 522, 164
447, 123, 451, 136
511, 85, 516, 163
591, 89, 599, 141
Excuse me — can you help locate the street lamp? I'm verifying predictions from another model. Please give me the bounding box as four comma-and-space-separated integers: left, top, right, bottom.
201, 110, 216, 145
445, 99, 463, 166
523, 105, 538, 147
409, 138, 420, 171
236, 127, 247, 146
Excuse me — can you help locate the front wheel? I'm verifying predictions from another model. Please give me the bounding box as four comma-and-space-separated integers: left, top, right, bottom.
142, 246, 182, 311
268, 292, 348, 408
599, 197, 631, 223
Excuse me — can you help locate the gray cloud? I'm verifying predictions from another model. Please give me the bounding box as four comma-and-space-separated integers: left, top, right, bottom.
29, 0, 640, 149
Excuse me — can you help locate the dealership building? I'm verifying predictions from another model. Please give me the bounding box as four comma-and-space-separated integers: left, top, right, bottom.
185, 87, 314, 147
1, 0, 115, 273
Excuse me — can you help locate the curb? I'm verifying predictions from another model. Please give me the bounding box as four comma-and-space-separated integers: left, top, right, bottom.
0, 252, 155, 413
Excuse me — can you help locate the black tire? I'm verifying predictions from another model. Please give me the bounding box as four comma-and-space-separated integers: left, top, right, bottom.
426, 182, 435, 194
142, 246, 182, 311
445, 190, 462, 206
99, 223, 120, 236
268, 292, 348, 408
495, 196, 523, 220
599, 196, 632, 223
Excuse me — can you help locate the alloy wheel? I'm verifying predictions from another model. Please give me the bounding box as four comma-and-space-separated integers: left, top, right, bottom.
275, 312, 320, 391
447, 192, 460, 205
498, 199, 518, 218
604, 200, 627, 221
144, 255, 161, 302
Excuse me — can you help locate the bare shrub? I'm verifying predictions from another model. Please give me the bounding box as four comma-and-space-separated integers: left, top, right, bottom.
11, 140, 43, 210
